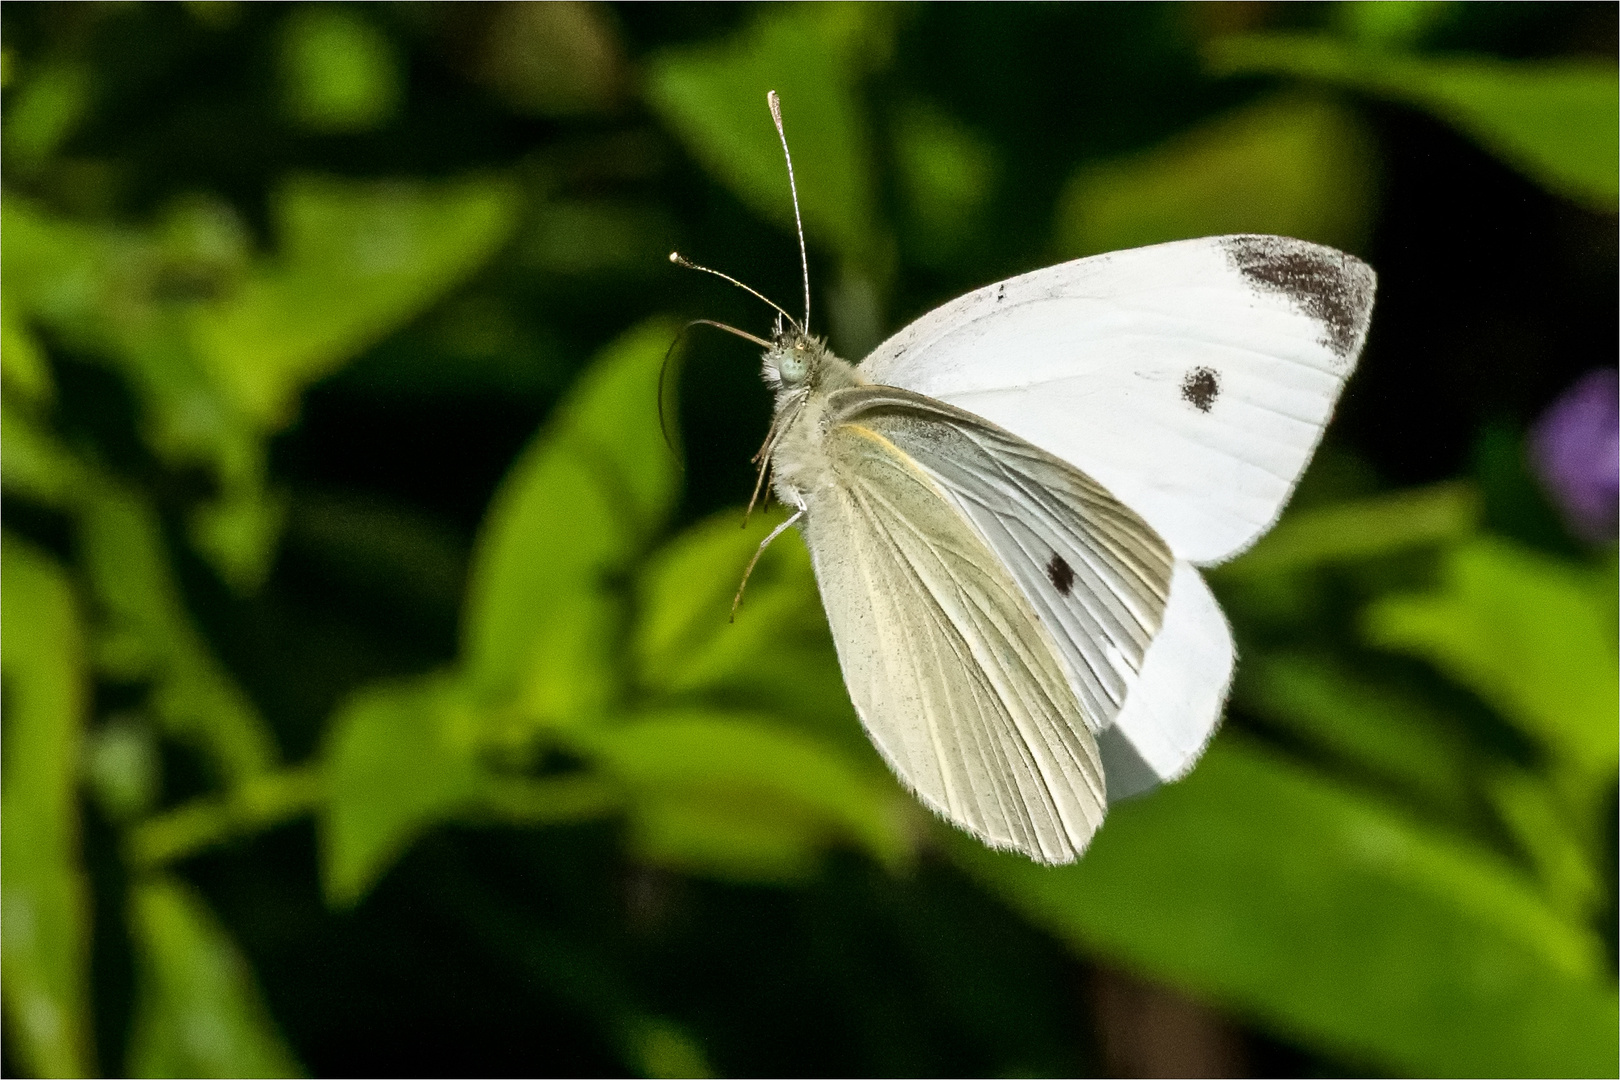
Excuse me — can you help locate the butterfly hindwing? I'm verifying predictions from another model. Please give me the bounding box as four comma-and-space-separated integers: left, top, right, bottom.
826, 386, 1232, 801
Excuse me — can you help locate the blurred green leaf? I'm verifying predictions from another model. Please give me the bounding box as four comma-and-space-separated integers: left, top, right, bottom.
193, 174, 522, 427
320, 676, 485, 906
1, 61, 91, 171
1055, 93, 1377, 260
1, 281, 53, 402
1209, 35, 1620, 211
127, 876, 303, 1077
635, 508, 871, 758
1, 197, 257, 474
1, 536, 95, 1078
1364, 537, 1619, 782
85, 715, 162, 823
1336, 1, 1461, 50
893, 101, 999, 268
954, 736, 1617, 1077
1223, 481, 1479, 576
645, 4, 887, 267
629, 1017, 714, 1080
1488, 768, 1601, 922
79, 485, 279, 783
1235, 650, 1471, 811
463, 319, 679, 704
0, 401, 91, 508
588, 709, 912, 882
278, 6, 401, 133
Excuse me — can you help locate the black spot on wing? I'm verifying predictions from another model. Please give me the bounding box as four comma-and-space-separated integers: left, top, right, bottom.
1046, 552, 1075, 596
1221, 235, 1374, 360
1181, 366, 1219, 412
995, 283, 1006, 303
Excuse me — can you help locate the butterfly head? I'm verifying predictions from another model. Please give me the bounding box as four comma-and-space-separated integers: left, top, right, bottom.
763, 329, 827, 391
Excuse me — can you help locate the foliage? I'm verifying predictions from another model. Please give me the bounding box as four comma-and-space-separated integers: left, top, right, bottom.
1, 4, 1614, 1077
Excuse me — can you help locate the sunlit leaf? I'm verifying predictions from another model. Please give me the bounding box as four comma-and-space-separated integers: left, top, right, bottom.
1209, 35, 1619, 211
1363, 537, 1619, 781
645, 4, 887, 267
634, 508, 867, 753
320, 676, 485, 906
127, 877, 303, 1077
0, 537, 95, 1078
587, 709, 913, 882
463, 320, 679, 705
193, 174, 522, 427
79, 485, 278, 782
954, 736, 1617, 1078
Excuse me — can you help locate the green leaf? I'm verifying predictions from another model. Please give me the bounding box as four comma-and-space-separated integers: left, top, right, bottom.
953, 737, 1617, 1078
193, 174, 522, 428
1222, 481, 1479, 578
1234, 650, 1471, 811
1209, 35, 1620, 211
634, 508, 869, 756
0, 536, 95, 1078
587, 710, 913, 882
1055, 94, 1378, 259
1, 61, 91, 172
320, 676, 486, 906
127, 876, 303, 1077
1487, 768, 1601, 922
278, 6, 402, 133
893, 101, 1000, 268
1363, 537, 1619, 781
463, 320, 680, 705
0, 401, 91, 508
645, 4, 886, 267
1, 279, 53, 402
79, 484, 279, 783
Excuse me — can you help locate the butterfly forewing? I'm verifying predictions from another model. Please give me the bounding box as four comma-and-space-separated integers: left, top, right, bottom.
859, 235, 1376, 565
802, 417, 1107, 863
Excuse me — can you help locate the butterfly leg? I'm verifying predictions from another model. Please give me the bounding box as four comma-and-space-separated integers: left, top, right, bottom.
730, 506, 805, 622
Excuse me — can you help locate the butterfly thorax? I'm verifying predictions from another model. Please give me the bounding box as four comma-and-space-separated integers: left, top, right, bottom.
762, 330, 864, 510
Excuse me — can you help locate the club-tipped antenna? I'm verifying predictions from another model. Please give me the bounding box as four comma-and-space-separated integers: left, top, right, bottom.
767, 90, 811, 334
669, 251, 800, 333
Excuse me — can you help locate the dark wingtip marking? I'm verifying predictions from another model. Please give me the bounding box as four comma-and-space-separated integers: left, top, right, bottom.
1221, 235, 1374, 361
1181, 366, 1219, 412
1046, 553, 1075, 596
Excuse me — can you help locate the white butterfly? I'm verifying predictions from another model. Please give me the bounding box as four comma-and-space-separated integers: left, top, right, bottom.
678, 93, 1376, 864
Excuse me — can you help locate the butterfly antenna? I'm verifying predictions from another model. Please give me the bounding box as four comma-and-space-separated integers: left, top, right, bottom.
670, 252, 800, 333
658, 319, 777, 457
767, 90, 811, 334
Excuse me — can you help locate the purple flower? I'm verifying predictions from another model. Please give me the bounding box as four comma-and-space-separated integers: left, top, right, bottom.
1529, 368, 1619, 542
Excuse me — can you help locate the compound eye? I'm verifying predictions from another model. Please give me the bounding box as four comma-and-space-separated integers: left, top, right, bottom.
777, 350, 808, 384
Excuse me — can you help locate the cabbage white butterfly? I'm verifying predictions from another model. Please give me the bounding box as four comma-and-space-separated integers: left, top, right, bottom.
676, 92, 1376, 864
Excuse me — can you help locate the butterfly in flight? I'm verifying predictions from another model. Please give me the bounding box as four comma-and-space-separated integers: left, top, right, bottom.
673, 92, 1375, 864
